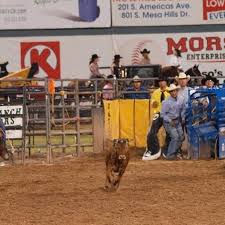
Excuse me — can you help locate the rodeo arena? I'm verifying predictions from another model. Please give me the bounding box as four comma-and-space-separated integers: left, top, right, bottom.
2, 0, 225, 225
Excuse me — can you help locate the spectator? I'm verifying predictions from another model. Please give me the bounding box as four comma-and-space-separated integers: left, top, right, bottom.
89, 54, 104, 79
201, 75, 218, 88
176, 72, 191, 158
102, 75, 114, 100
124, 75, 149, 99
139, 49, 151, 65
170, 48, 183, 71
161, 84, 185, 160
176, 72, 191, 106
195, 75, 219, 117
111, 55, 123, 78
142, 76, 170, 161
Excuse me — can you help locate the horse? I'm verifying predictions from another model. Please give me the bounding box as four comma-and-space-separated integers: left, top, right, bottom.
162, 65, 202, 85
0, 129, 14, 164
185, 65, 202, 86
161, 65, 180, 78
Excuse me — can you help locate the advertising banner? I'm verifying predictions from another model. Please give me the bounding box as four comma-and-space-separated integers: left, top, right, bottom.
112, 33, 225, 80
0, 35, 113, 79
112, 0, 225, 26
0, 0, 111, 29
1, 32, 225, 80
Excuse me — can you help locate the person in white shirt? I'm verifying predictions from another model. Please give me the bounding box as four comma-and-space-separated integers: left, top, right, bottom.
170, 48, 183, 71
139, 49, 151, 65
89, 54, 104, 79
175, 72, 191, 159
176, 72, 191, 106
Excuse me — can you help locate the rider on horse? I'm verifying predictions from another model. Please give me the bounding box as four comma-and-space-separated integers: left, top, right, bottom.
0, 118, 10, 161
170, 48, 183, 72
0, 118, 6, 143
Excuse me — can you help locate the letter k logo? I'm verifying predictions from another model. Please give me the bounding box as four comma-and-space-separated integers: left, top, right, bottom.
21, 41, 61, 79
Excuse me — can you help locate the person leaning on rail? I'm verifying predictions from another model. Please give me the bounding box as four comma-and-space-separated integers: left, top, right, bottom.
142, 75, 170, 161
161, 84, 185, 160
201, 75, 219, 89
110, 54, 123, 79
102, 75, 114, 100
124, 75, 149, 99
89, 54, 104, 79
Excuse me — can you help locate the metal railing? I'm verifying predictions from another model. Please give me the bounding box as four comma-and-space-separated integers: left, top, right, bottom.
0, 76, 213, 164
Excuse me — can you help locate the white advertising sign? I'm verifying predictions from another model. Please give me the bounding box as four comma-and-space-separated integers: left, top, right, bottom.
112, 0, 225, 26
112, 33, 225, 80
0, 0, 111, 29
6, 130, 22, 139
1, 32, 225, 81
0, 105, 23, 139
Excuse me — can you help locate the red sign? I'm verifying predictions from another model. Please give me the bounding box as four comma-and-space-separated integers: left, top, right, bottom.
203, 0, 225, 20
167, 36, 223, 55
21, 41, 61, 79
166, 36, 225, 63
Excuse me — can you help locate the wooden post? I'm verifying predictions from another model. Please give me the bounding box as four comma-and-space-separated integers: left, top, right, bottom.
92, 107, 104, 153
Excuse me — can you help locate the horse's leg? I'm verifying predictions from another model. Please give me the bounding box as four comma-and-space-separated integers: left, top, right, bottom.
7, 149, 14, 164
0, 143, 14, 164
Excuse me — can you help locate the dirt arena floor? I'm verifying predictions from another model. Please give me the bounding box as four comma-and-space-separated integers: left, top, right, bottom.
1, 155, 225, 225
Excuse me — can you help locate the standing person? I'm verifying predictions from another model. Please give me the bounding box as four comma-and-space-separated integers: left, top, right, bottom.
139, 49, 151, 65
89, 54, 104, 79
111, 55, 122, 78
161, 84, 185, 160
124, 75, 149, 99
176, 72, 191, 158
170, 48, 183, 71
176, 72, 191, 106
142, 76, 170, 161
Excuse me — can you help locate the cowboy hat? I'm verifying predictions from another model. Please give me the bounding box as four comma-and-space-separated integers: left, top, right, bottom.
201, 75, 218, 85
132, 75, 141, 82
140, 49, 150, 54
0, 60, 8, 65
175, 72, 190, 80
114, 54, 123, 60
91, 54, 100, 60
167, 84, 180, 92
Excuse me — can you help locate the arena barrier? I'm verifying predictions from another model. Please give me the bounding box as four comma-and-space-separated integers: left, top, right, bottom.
104, 99, 166, 148
0, 76, 206, 164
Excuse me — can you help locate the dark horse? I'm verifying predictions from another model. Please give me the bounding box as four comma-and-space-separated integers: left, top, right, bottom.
0, 128, 14, 164
162, 65, 202, 85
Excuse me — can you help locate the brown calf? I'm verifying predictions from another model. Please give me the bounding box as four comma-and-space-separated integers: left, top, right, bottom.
105, 139, 129, 191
